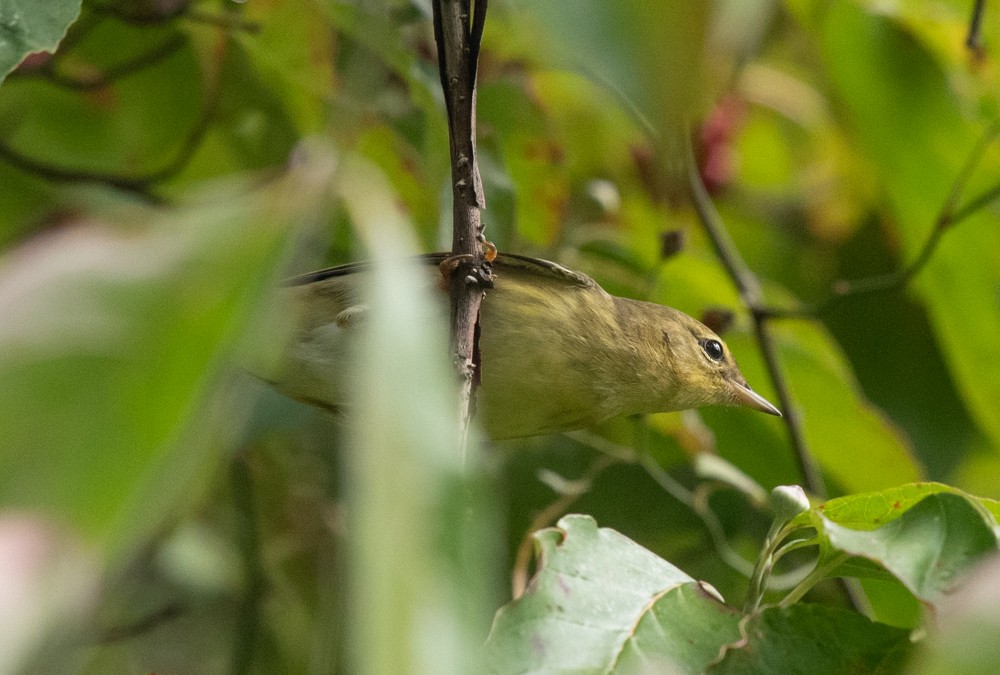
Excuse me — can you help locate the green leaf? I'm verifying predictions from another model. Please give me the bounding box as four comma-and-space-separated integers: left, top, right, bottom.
813, 2, 1000, 453
796, 482, 1000, 530
0, 0, 80, 83
615, 583, 742, 673
0, 151, 334, 555
485, 514, 741, 674
821, 492, 998, 604
710, 603, 911, 674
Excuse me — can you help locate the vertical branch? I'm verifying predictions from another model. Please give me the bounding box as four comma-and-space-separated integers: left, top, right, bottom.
684, 134, 827, 499
431, 0, 491, 449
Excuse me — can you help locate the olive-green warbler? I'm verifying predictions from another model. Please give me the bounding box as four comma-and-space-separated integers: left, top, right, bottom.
268, 253, 780, 439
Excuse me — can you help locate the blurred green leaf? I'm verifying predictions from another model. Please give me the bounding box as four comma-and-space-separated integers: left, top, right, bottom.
809, 2, 1000, 454
338, 154, 498, 675
0, 149, 334, 554
0, 0, 80, 83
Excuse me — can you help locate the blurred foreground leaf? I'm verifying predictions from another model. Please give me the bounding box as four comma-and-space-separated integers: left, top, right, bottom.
340, 154, 498, 675
911, 553, 1000, 675
0, 147, 334, 556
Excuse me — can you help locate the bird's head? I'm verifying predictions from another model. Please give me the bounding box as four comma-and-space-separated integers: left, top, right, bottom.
655, 308, 781, 417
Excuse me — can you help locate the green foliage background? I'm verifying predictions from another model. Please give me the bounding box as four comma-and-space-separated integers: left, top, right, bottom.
0, 0, 998, 672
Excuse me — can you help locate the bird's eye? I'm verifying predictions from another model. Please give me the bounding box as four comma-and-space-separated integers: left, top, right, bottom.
701, 339, 724, 362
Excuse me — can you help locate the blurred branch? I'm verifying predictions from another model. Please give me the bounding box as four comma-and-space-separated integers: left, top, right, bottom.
90, 1, 260, 33
0, 36, 226, 202
569, 431, 782, 584
431, 0, 492, 451
966, 0, 987, 55
760, 119, 1000, 319
685, 134, 827, 499
22, 34, 186, 91
231, 454, 264, 674
97, 602, 184, 643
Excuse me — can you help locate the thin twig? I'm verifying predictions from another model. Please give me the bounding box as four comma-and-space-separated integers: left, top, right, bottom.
685, 133, 827, 499
89, 1, 261, 32
431, 0, 491, 452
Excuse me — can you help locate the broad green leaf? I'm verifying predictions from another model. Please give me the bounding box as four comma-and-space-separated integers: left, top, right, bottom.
615, 583, 742, 674
821, 492, 998, 604
812, 2, 1000, 453
0, 0, 80, 83
485, 514, 736, 674
793, 482, 1000, 530
0, 150, 334, 555
710, 603, 910, 674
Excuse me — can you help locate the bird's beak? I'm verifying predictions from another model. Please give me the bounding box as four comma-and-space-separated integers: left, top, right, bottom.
731, 380, 782, 417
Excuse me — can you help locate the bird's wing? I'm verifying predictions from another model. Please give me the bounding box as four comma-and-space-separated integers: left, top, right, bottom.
491, 253, 597, 289
286, 252, 597, 290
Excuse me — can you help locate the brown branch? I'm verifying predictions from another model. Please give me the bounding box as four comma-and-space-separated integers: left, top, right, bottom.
685, 133, 827, 499
0, 39, 225, 202
28, 34, 187, 91
90, 1, 260, 33
760, 119, 1000, 320
431, 0, 491, 450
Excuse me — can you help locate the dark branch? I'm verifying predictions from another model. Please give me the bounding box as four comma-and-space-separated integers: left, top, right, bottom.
432, 0, 491, 449
89, 1, 260, 32
967, 0, 987, 54
98, 603, 184, 643
685, 132, 827, 499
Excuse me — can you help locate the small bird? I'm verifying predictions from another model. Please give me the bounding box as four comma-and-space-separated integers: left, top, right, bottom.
268, 253, 780, 440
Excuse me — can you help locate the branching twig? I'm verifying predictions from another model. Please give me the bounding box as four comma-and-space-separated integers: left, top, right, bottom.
90, 1, 260, 33
0, 37, 225, 202
431, 0, 491, 451
759, 119, 1000, 319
